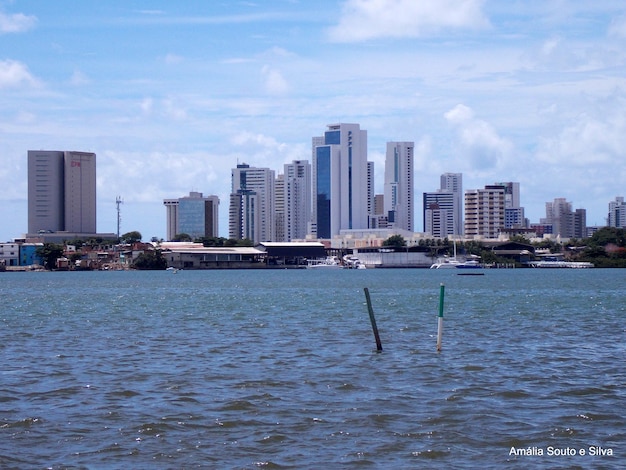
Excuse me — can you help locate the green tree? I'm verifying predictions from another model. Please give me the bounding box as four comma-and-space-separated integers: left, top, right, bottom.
384, 234, 406, 248
172, 233, 192, 242
587, 227, 626, 248
35, 243, 64, 270
133, 250, 167, 270
121, 231, 142, 244
223, 238, 254, 247
201, 237, 228, 247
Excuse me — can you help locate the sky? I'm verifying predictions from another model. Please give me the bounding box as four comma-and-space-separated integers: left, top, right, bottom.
1, 0, 626, 242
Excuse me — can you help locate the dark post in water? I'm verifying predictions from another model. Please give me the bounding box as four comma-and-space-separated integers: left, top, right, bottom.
437, 283, 445, 352
363, 287, 383, 352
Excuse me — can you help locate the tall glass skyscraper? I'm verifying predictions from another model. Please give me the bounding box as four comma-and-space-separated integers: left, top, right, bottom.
312, 123, 369, 239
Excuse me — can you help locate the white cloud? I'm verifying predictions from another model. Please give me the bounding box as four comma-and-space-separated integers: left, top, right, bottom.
0, 59, 39, 88
537, 104, 626, 167
328, 0, 489, 42
444, 104, 512, 171
70, 69, 90, 86
261, 65, 289, 95
0, 10, 37, 33
163, 53, 183, 65
608, 14, 626, 38
140, 97, 154, 114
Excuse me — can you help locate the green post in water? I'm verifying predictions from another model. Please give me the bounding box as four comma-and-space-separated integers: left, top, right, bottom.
363, 287, 383, 352
437, 283, 445, 352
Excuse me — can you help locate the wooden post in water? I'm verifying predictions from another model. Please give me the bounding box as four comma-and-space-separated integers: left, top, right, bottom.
363, 288, 383, 352
436, 283, 445, 352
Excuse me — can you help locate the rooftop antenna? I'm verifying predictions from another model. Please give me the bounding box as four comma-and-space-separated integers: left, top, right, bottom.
116, 196, 123, 239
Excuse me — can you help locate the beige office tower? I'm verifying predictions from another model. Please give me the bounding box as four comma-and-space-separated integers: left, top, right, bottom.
28, 150, 97, 234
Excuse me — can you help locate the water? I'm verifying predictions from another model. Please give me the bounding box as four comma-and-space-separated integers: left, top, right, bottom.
1, 269, 624, 469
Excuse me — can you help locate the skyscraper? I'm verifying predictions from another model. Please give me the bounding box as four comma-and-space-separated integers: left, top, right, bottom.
229, 163, 275, 243
493, 181, 526, 229
542, 198, 573, 238
274, 174, 286, 242
312, 123, 369, 239
608, 197, 626, 228
440, 173, 463, 235
384, 141, 414, 232
229, 190, 259, 242
283, 160, 311, 241
423, 191, 455, 238
163, 192, 219, 241
28, 150, 96, 234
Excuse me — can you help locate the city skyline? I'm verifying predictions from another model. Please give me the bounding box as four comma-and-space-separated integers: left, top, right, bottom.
2, 1, 626, 242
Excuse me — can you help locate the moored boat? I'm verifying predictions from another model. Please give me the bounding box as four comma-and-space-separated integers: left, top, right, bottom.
306, 256, 342, 269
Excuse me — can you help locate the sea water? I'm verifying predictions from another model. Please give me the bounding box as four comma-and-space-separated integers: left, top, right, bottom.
0, 268, 624, 469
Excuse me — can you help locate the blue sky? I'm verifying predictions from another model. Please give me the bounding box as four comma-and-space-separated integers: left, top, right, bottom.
2, 0, 626, 242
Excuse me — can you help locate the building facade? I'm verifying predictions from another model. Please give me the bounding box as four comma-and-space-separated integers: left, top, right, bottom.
312, 123, 370, 239
439, 173, 463, 235
542, 198, 575, 238
283, 160, 312, 242
384, 141, 414, 232
230, 163, 275, 243
464, 185, 506, 238
423, 191, 455, 238
163, 192, 219, 241
608, 196, 626, 228
229, 190, 260, 242
28, 150, 96, 234
494, 181, 528, 229
274, 174, 286, 242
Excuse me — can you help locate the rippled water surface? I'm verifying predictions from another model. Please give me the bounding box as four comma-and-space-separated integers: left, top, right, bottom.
1, 269, 624, 469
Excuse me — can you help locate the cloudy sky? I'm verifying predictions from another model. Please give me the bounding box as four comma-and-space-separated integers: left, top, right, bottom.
2, 0, 626, 242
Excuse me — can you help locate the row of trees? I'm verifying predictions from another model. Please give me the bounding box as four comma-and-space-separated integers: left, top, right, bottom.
382, 227, 626, 267
170, 234, 254, 247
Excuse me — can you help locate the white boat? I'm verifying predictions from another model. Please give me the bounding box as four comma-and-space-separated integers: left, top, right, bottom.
528, 261, 593, 268
456, 259, 483, 269
430, 257, 462, 269
343, 255, 367, 269
430, 236, 463, 269
306, 256, 342, 269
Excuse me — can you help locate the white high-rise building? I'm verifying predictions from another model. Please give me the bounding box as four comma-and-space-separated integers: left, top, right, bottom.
608, 197, 626, 228
423, 191, 455, 238
493, 181, 526, 229
367, 161, 375, 220
465, 185, 506, 238
28, 150, 96, 234
230, 163, 275, 242
229, 190, 259, 242
440, 173, 463, 235
542, 197, 577, 238
284, 160, 311, 241
384, 142, 414, 232
274, 174, 286, 242
312, 123, 369, 239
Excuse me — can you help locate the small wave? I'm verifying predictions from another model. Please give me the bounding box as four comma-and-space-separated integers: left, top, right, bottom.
494, 389, 532, 399
108, 389, 142, 398
0, 416, 43, 429
411, 448, 451, 459
219, 399, 258, 411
